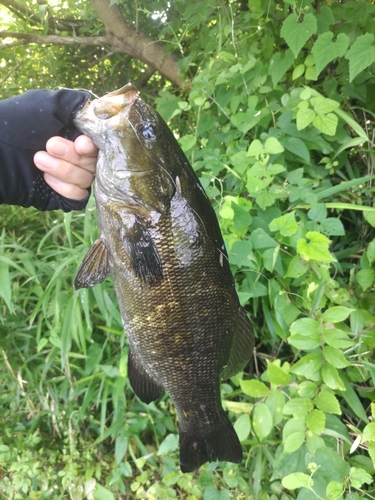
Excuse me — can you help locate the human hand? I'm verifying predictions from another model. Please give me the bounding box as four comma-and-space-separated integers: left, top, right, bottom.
34, 135, 98, 201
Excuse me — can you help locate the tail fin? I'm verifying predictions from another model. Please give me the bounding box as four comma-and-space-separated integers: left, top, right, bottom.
179, 419, 242, 473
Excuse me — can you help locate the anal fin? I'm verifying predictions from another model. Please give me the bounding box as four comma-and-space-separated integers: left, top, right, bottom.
222, 306, 254, 379
74, 238, 110, 290
128, 349, 164, 404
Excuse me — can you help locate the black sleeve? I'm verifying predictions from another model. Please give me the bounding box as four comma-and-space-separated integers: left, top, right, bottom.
0, 88, 91, 211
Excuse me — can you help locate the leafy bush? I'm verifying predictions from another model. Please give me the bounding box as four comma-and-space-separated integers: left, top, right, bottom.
1, 0, 375, 499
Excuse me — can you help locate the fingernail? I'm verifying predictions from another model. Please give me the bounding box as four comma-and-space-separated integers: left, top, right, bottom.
34, 151, 58, 170
48, 138, 69, 157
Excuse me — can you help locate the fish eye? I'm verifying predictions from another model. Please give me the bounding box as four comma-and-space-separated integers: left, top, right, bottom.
140, 123, 156, 141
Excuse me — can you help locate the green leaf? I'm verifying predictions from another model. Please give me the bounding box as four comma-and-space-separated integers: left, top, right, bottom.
240, 379, 269, 398
296, 106, 316, 130
320, 218, 345, 236
93, 484, 116, 500
256, 191, 276, 210
178, 134, 196, 152
269, 211, 298, 236
284, 432, 305, 453
283, 137, 311, 163
326, 481, 344, 500
349, 467, 373, 489
345, 33, 375, 82
307, 204, 327, 222
314, 391, 341, 414
283, 398, 314, 417
306, 409, 325, 434
234, 413, 251, 442
157, 434, 179, 455
264, 137, 284, 154
321, 363, 345, 391
323, 346, 350, 368
289, 334, 320, 350
269, 49, 295, 86
367, 239, 375, 265
297, 232, 336, 262
282, 472, 313, 490
281, 13, 318, 58
290, 353, 322, 381
292, 64, 305, 80
247, 139, 264, 157
324, 328, 354, 349
357, 269, 374, 291
253, 403, 273, 441
266, 389, 285, 426
298, 381, 318, 399
322, 306, 354, 323
286, 256, 308, 278
290, 318, 319, 337
313, 112, 338, 136
267, 361, 292, 386
363, 422, 375, 442
312, 32, 349, 76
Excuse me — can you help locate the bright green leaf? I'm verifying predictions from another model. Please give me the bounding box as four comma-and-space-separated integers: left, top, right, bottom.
234, 413, 251, 442
269, 49, 295, 86
349, 467, 373, 489
282, 472, 313, 490
312, 32, 349, 76
345, 33, 375, 82
284, 431, 305, 453
283, 398, 314, 417
297, 231, 336, 262
313, 112, 338, 136
322, 306, 354, 323
281, 13, 318, 58
306, 409, 325, 434
290, 353, 322, 381
321, 363, 345, 391
326, 481, 344, 500
264, 137, 284, 154
240, 379, 269, 398
357, 269, 374, 291
323, 346, 350, 368
253, 403, 273, 441
314, 391, 341, 414
363, 422, 375, 442
267, 361, 292, 386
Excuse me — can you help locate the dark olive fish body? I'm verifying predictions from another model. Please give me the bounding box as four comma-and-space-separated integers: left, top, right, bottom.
74, 84, 254, 472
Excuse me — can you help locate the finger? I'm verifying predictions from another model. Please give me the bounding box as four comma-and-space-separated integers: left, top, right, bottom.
74, 135, 98, 159
47, 136, 97, 173
43, 172, 90, 200
34, 151, 94, 189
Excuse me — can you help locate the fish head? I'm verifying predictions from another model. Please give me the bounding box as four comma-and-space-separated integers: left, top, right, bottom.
74, 83, 176, 214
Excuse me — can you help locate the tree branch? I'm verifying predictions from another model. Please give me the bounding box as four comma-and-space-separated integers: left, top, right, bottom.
0, 31, 109, 47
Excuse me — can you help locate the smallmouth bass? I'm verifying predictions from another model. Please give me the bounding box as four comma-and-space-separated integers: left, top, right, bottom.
74, 83, 254, 472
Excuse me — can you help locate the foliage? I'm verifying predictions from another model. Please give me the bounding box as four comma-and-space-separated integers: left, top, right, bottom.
1, 0, 375, 499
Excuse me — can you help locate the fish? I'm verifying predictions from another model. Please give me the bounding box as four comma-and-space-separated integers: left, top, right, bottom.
73, 83, 254, 473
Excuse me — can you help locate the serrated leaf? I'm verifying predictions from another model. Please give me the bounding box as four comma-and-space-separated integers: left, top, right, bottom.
349, 467, 373, 489
240, 379, 269, 398
282, 472, 313, 490
312, 32, 349, 76
321, 363, 345, 391
253, 403, 273, 441
283, 398, 314, 417
322, 306, 354, 323
298, 381, 318, 399
269, 49, 294, 86
296, 106, 316, 130
297, 231, 336, 262
345, 33, 375, 82
267, 361, 292, 386
323, 346, 350, 368
269, 211, 298, 236
290, 353, 322, 381
314, 391, 341, 414
281, 13, 318, 58
306, 409, 325, 434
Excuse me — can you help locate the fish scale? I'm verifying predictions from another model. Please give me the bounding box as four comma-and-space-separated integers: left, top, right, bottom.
73, 83, 254, 472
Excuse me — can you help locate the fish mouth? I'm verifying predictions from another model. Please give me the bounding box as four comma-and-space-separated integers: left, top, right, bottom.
91, 83, 139, 120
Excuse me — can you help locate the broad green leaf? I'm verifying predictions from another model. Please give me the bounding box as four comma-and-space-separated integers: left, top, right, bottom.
93, 484, 116, 500
266, 389, 285, 426
247, 139, 263, 157
296, 108, 316, 130
310, 96, 340, 114
297, 231, 336, 262
292, 64, 305, 80
267, 361, 292, 386
269, 212, 298, 236
283, 137, 310, 163
321, 363, 345, 391
283, 417, 306, 439
349, 467, 373, 489
283, 398, 314, 417
264, 137, 284, 154
314, 391, 341, 415
313, 112, 338, 136
363, 422, 375, 442
115, 434, 128, 464
157, 434, 179, 455
253, 403, 273, 441
240, 379, 269, 398
269, 49, 294, 86
298, 381, 318, 399
326, 481, 344, 500
324, 328, 354, 349
224, 401, 253, 414
178, 134, 197, 152
320, 218, 345, 236
323, 346, 350, 368
203, 485, 231, 500
289, 334, 320, 350
281, 13, 318, 58
290, 318, 319, 337
229, 240, 254, 268
248, 228, 278, 249
284, 432, 305, 453
306, 409, 325, 434
234, 413, 251, 442
322, 306, 354, 323
282, 472, 312, 490
290, 353, 322, 381
256, 191, 276, 210
357, 269, 374, 291
286, 256, 308, 278
312, 32, 349, 76
345, 33, 375, 82
307, 204, 327, 222
366, 239, 375, 265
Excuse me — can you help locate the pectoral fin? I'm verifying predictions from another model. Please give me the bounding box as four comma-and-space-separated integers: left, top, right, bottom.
128, 349, 164, 404
222, 306, 254, 379
74, 238, 110, 290
119, 216, 163, 284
